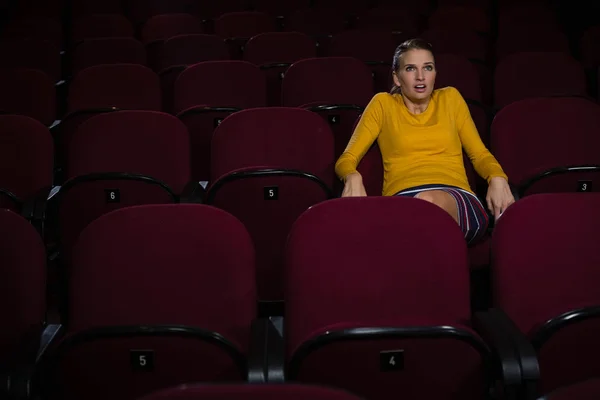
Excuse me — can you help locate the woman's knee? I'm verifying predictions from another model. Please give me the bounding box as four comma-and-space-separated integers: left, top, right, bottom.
415, 190, 459, 221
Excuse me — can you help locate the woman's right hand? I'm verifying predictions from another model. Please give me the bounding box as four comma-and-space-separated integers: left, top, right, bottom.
341, 172, 367, 197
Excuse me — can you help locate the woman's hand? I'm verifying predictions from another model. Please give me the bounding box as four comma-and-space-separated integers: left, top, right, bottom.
341, 172, 367, 197
486, 177, 515, 219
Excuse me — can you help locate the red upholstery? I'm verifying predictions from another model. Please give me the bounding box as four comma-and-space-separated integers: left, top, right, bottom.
492, 193, 600, 394
45, 204, 256, 400
0, 209, 46, 366
137, 383, 365, 400
285, 196, 488, 399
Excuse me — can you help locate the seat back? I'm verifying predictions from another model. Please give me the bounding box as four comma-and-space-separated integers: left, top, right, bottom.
137, 383, 366, 400
0, 209, 46, 366
0, 115, 53, 201
210, 107, 334, 186
285, 196, 486, 399
0, 38, 61, 82
490, 97, 600, 196
173, 60, 266, 114
71, 38, 147, 77
207, 107, 334, 302
140, 13, 203, 44
492, 193, 600, 393
67, 63, 161, 112
494, 52, 587, 108
44, 204, 256, 400
58, 111, 190, 261
214, 11, 277, 39
71, 14, 134, 44
243, 32, 316, 106
282, 57, 373, 107
0, 68, 56, 126
173, 61, 267, 181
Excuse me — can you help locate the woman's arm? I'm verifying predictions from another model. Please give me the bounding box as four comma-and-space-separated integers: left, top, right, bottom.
335, 94, 385, 182
452, 88, 514, 217
453, 88, 508, 183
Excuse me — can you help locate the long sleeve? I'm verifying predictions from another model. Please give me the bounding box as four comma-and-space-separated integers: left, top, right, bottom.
453, 89, 508, 183
335, 93, 384, 181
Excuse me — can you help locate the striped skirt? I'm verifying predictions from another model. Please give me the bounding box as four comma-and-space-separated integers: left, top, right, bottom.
394, 184, 489, 245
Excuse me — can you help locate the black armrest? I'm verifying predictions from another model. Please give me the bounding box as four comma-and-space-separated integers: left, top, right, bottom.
179, 181, 205, 204
247, 317, 285, 383
477, 309, 541, 400
0, 324, 62, 400
20, 187, 52, 239
265, 317, 285, 383
473, 311, 522, 390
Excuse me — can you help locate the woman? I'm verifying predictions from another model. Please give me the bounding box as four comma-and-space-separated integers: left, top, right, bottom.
335, 38, 515, 244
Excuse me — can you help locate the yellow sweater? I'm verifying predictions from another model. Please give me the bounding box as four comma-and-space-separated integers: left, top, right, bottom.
335, 86, 508, 196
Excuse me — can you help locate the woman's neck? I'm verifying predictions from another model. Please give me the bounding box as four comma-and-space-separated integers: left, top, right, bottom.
401, 94, 431, 115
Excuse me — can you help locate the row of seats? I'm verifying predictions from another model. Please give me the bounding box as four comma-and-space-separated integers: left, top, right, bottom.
2, 192, 600, 400
1, 94, 598, 270
5, 0, 549, 30
0, 51, 593, 165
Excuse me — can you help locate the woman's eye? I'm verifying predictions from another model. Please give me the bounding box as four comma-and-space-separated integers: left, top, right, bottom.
425, 66, 433, 71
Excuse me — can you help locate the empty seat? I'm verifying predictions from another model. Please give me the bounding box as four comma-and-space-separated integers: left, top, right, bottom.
12, 0, 65, 19
284, 9, 347, 36
158, 35, 232, 112
491, 193, 600, 396
0, 68, 56, 126
243, 32, 316, 106
497, 3, 559, 35
0, 39, 61, 82
214, 11, 278, 59
57, 64, 161, 172
71, 0, 123, 16
0, 209, 46, 379
214, 11, 277, 39
252, 0, 310, 16
419, 28, 490, 64
70, 38, 147, 77
0, 115, 53, 213
141, 13, 204, 70
428, 5, 490, 34
205, 107, 334, 305
490, 96, 600, 197
282, 57, 374, 159
195, 0, 251, 19
38, 203, 256, 400
173, 61, 267, 182
284, 196, 511, 399
141, 13, 203, 44
124, 0, 199, 27
496, 28, 571, 62
55, 111, 191, 263
494, 52, 587, 109
1, 16, 63, 49
354, 6, 420, 36
71, 14, 134, 44
328, 30, 396, 93
137, 383, 365, 400
160, 34, 229, 71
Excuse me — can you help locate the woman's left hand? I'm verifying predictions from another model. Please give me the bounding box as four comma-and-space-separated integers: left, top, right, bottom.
486, 177, 515, 219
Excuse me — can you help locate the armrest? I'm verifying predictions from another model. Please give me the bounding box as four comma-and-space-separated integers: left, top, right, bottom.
179, 181, 205, 204
20, 187, 52, 239
475, 309, 540, 400
0, 324, 62, 400
247, 317, 285, 383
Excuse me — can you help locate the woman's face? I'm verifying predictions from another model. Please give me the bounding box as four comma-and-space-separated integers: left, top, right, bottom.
392, 49, 436, 102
